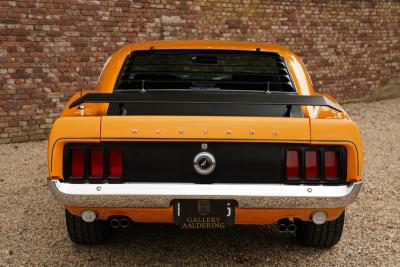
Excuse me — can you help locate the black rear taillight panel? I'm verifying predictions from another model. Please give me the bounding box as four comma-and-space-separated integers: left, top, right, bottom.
283, 145, 347, 185
63, 142, 346, 185
63, 143, 126, 183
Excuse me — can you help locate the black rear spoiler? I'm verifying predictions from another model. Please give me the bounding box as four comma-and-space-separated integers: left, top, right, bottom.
69, 92, 343, 112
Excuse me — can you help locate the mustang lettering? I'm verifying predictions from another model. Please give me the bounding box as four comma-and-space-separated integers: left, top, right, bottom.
47, 40, 363, 247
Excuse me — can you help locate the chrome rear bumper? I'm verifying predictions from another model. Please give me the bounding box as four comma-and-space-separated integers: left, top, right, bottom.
48, 179, 362, 209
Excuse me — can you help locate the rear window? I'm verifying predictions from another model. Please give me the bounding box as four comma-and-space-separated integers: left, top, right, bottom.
114, 50, 296, 93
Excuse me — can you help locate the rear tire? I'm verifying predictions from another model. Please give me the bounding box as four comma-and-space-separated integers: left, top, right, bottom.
296, 211, 345, 247
65, 209, 111, 245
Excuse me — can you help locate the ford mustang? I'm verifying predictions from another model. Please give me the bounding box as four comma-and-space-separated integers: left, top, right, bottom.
48, 40, 363, 247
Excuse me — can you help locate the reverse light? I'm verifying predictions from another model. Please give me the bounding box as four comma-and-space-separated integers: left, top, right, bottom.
312, 211, 327, 225
81, 210, 97, 222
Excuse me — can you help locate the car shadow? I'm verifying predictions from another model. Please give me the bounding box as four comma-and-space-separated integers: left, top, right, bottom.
95, 223, 328, 265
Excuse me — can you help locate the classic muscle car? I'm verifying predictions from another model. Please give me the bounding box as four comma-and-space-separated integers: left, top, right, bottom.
48, 40, 363, 247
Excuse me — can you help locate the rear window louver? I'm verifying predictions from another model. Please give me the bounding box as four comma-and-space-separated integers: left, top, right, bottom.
115, 50, 296, 93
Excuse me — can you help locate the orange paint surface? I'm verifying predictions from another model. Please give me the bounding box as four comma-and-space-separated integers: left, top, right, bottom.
49, 41, 363, 224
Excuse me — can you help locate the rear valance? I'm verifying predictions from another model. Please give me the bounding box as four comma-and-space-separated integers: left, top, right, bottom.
69, 92, 343, 113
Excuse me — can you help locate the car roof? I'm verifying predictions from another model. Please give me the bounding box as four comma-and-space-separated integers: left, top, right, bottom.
117, 40, 295, 58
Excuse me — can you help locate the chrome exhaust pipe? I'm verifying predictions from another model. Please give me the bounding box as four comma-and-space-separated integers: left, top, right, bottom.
120, 218, 130, 228
277, 223, 288, 232
110, 218, 120, 228
287, 223, 297, 233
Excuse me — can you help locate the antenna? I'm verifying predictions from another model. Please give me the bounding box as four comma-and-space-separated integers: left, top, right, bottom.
140, 80, 146, 93
265, 81, 271, 94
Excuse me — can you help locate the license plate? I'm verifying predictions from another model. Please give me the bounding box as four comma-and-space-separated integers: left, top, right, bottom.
173, 199, 235, 229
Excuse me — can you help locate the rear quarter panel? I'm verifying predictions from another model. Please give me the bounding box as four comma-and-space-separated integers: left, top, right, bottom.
310, 119, 363, 182
48, 117, 101, 178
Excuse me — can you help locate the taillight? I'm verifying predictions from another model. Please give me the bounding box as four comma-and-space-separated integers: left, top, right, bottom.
66, 145, 125, 183
324, 150, 338, 180
305, 150, 319, 180
286, 150, 300, 180
71, 148, 85, 178
109, 148, 123, 178
90, 149, 104, 177
285, 147, 344, 184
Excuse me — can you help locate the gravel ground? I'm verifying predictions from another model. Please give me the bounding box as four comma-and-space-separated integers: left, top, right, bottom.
0, 98, 399, 266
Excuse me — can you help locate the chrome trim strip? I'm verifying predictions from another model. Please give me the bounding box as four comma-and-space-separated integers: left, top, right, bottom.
48, 179, 362, 209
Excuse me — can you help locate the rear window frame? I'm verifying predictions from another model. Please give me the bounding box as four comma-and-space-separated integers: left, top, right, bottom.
112, 49, 298, 94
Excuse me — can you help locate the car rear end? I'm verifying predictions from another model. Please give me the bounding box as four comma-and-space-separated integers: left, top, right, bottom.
47, 41, 363, 246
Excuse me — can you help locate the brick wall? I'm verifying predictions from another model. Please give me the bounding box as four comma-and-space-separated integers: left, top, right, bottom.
0, 0, 399, 143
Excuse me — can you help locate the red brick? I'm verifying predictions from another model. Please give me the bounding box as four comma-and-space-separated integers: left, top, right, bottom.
0, 0, 399, 144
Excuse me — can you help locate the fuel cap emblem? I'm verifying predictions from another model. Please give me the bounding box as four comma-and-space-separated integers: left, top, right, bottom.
193, 152, 216, 175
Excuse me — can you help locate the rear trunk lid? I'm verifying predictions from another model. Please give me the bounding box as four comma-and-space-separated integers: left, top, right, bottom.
100, 116, 310, 141
100, 116, 310, 183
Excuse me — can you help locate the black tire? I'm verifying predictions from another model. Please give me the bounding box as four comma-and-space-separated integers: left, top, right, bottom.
296, 211, 345, 247
65, 209, 111, 245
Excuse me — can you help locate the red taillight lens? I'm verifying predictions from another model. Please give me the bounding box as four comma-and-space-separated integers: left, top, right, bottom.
305, 150, 319, 179
71, 149, 85, 177
109, 148, 123, 178
324, 150, 338, 180
286, 150, 300, 180
90, 149, 104, 177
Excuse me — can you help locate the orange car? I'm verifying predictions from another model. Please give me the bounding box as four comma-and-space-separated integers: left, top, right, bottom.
48, 40, 363, 247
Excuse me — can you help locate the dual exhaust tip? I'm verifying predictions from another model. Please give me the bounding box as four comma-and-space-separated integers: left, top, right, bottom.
277, 219, 297, 233
109, 217, 131, 229
80, 210, 131, 229
277, 212, 328, 233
